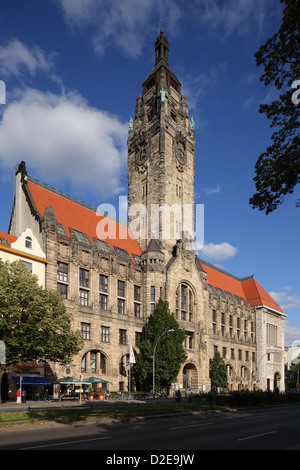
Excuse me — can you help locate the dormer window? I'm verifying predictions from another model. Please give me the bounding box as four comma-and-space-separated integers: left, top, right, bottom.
25, 236, 32, 249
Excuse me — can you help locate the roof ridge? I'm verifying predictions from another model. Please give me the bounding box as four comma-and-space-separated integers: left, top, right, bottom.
197, 258, 253, 282
27, 176, 129, 228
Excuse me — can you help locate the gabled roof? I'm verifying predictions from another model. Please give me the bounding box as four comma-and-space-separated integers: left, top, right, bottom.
23, 176, 142, 262
198, 258, 283, 314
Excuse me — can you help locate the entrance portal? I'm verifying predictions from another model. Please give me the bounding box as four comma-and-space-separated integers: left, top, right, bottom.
182, 363, 198, 389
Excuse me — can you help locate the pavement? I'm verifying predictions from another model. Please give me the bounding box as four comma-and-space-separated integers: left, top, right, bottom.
0, 397, 181, 413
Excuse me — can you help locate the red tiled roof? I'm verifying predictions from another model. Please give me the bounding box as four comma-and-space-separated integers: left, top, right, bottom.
0, 231, 17, 247
241, 278, 283, 313
199, 260, 283, 313
26, 179, 142, 260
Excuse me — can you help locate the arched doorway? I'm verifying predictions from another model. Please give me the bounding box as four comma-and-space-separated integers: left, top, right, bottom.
274, 371, 281, 391
182, 363, 198, 390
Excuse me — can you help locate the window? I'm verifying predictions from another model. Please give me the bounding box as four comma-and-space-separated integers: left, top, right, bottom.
176, 283, 194, 322
118, 280, 126, 314
90, 352, 96, 373
100, 294, 108, 310
119, 329, 127, 345
99, 274, 109, 310
57, 262, 68, 299
79, 268, 89, 306
79, 268, 89, 288
118, 298, 125, 315
134, 285, 141, 302
25, 236, 32, 249
57, 262, 68, 282
184, 332, 194, 350
267, 324, 278, 347
135, 331, 143, 344
101, 326, 110, 343
20, 260, 32, 272
134, 285, 141, 317
118, 280, 125, 298
150, 286, 155, 313
79, 288, 89, 306
134, 302, 141, 318
58, 283, 68, 300
100, 274, 108, 292
81, 322, 90, 340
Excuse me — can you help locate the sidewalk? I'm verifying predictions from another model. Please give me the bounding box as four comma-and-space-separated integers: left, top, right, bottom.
0, 397, 180, 412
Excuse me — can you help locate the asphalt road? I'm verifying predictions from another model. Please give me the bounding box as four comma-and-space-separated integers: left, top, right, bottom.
1, 404, 300, 452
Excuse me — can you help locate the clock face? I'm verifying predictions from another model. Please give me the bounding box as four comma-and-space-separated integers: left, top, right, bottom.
175, 143, 187, 166
135, 145, 149, 166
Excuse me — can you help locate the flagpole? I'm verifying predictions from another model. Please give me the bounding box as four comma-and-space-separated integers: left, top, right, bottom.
129, 339, 135, 394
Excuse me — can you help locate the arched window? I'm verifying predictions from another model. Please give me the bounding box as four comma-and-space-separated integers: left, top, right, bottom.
25, 236, 32, 249
81, 350, 107, 374
175, 283, 194, 322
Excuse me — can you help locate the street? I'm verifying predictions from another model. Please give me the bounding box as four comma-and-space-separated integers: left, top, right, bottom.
0, 404, 300, 451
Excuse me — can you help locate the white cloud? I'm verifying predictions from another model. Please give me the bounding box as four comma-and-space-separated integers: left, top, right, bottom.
284, 321, 300, 347
0, 39, 56, 79
195, 0, 279, 39
203, 185, 222, 196
0, 88, 128, 198
269, 288, 300, 311
57, 0, 181, 58
197, 241, 238, 263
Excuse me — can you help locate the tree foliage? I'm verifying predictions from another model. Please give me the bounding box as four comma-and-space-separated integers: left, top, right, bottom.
133, 298, 187, 391
0, 260, 84, 367
209, 351, 228, 391
249, 0, 300, 214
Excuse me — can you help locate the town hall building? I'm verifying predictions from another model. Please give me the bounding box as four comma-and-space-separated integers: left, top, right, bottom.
6, 29, 286, 393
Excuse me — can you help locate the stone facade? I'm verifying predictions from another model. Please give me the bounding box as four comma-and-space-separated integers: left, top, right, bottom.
7, 30, 286, 393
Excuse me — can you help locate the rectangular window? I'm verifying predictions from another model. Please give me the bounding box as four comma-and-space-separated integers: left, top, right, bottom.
101, 326, 110, 343
57, 261, 68, 282
20, 260, 32, 272
134, 285, 141, 302
267, 324, 278, 347
100, 293, 108, 310
134, 302, 141, 318
81, 322, 90, 340
79, 268, 89, 288
100, 274, 108, 293
118, 280, 125, 298
57, 261, 68, 299
118, 280, 126, 314
118, 298, 125, 315
57, 282, 68, 300
119, 329, 127, 345
79, 288, 89, 306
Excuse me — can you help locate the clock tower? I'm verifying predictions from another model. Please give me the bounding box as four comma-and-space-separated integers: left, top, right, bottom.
128, 28, 196, 257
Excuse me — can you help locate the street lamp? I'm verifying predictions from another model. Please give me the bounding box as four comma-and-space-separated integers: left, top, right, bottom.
153, 329, 174, 397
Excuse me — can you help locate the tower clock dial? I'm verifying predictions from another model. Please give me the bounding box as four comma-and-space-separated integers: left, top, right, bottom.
175, 143, 187, 166
135, 145, 149, 166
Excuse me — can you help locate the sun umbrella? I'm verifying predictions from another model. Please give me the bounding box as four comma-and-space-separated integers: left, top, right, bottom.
56, 376, 89, 384
84, 376, 111, 384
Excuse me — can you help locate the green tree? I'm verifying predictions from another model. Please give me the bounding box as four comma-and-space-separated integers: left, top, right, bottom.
249, 0, 300, 214
133, 298, 187, 392
0, 260, 84, 367
209, 351, 228, 391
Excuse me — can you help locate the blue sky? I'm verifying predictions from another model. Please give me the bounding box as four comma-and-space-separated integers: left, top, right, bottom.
0, 0, 299, 345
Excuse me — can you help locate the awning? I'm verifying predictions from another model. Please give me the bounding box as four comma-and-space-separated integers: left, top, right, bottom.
12, 376, 50, 385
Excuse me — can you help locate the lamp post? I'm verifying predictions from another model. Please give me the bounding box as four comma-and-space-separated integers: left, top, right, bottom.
153, 329, 174, 397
